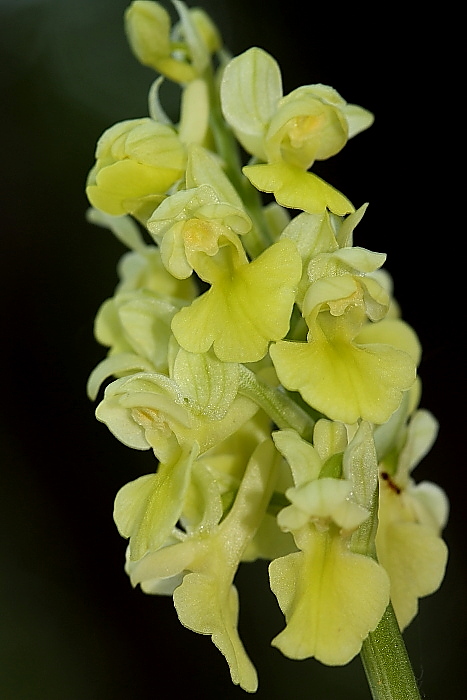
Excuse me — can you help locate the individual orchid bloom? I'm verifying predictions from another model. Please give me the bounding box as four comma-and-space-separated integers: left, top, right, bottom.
123, 438, 282, 693
171, 237, 302, 363
86, 117, 186, 221
95, 371, 195, 462
221, 48, 372, 216
94, 347, 259, 463
179, 411, 274, 528
375, 409, 449, 630
147, 184, 251, 278
271, 225, 418, 424
269, 423, 390, 664
271, 298, 418, 425
146, 145, 262, 278
183, 411, 297, 563
220, 47, 373, 169
280, 204, 370, 306
125, 0, 221, 83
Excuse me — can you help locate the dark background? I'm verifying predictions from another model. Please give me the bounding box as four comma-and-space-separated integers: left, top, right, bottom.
0, 1, 464, 698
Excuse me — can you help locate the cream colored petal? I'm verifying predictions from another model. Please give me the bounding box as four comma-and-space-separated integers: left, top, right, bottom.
376, 519, 448, 630
244, 162, 354, 216
269, 528, 389, 664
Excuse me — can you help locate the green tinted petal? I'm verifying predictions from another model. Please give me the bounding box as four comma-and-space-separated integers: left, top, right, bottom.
312, 419, 348, 462
186, 145, 245, 208
114, 444, 198, 560
86, 208, 146, 252
344, 103, 375, 138
220, 47, 282, 161
178, 79, 210, 146
172, 348, 239, 419
343, 422, 378, 511
410, 481, 449, 532
265, 88, 348, 168
286, 478, 352, 519
87, 160, 181, 216
396, 409, 438, 484
125, 1, 171, 68
87, 352, 155, 400
272, 429, 322, 486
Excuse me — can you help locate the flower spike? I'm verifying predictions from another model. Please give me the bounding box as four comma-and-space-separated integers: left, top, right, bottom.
85, 3, 448, 695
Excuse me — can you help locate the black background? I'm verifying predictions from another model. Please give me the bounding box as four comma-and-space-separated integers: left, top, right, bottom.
0, 1, 465, 698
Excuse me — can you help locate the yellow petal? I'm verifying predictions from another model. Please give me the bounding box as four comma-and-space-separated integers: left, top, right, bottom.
243, 162, 354, 215
171, 238, 301, 362
87, 160, 182, 216
269, 528, 389, 664
376, 486, 449, 630
114, 445, 197, 560
271, 324, 416, 424
174, 574, 258, 692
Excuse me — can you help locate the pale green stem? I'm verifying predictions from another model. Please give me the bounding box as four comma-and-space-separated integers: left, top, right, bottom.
353, 484, 421, 699
360, 603, 422, 700
238, 365, 314, 441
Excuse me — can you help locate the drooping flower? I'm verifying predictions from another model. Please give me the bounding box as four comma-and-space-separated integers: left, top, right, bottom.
148, 183, 250, 278
147, 148, 253, 278
121, 436, 283, 693
269, 422, 390, 664
375, 408, 449, 629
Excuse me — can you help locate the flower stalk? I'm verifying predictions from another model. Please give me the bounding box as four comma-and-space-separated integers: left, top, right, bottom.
361, 603, 422, 700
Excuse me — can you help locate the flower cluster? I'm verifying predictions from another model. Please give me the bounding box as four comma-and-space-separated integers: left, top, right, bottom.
86, 1, 448, 693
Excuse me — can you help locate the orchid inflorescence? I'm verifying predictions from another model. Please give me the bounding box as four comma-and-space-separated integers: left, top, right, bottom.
85, 1, 448, 693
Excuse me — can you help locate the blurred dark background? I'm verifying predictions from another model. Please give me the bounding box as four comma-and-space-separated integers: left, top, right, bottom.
0, 1, 464, 698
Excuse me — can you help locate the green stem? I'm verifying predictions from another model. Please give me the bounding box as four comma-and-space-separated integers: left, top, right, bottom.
238, 365, 314, 441
360, 603, 421, 700
352, 474, 421, 699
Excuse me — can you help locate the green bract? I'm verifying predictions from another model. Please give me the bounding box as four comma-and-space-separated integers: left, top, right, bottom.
85, 2, 448, 694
